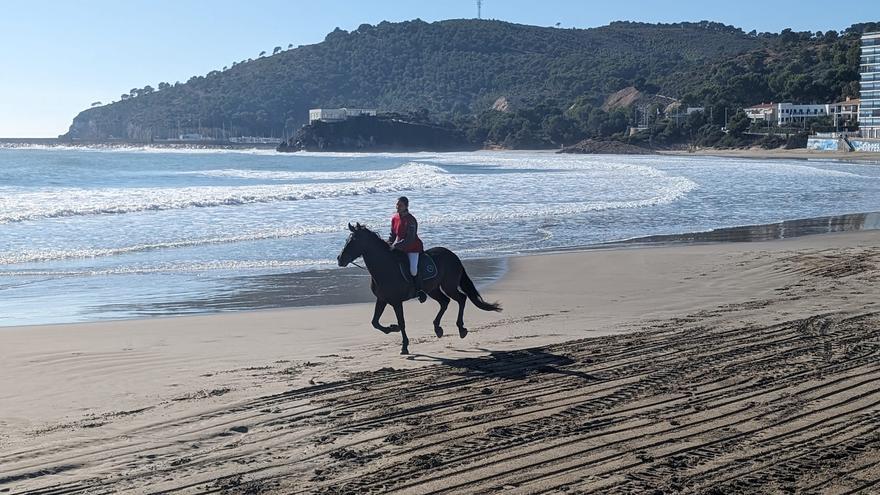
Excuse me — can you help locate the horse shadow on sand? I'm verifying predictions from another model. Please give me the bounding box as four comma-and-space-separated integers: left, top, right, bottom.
406, 347, 598, 382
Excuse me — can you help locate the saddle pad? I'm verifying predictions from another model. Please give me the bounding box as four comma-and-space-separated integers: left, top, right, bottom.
419, 253, 438, 280
398, 252, 438, 281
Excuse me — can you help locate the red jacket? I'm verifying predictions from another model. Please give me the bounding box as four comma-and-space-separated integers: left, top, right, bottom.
389, 212, 424, 253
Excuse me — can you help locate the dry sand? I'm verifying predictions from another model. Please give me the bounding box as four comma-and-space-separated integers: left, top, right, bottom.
2, 231, 880, 494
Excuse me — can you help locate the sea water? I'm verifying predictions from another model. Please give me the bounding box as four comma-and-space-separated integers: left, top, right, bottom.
1, 147, 879, 325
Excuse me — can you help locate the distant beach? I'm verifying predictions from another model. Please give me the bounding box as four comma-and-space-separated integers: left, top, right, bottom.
662, 147, 880, 161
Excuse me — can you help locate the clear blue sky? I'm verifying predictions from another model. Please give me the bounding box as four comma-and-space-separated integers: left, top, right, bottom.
1, 0, 877, 138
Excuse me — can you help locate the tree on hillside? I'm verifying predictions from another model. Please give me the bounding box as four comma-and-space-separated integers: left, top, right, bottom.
158, 82, 170, 90
726, 110, 750, 136
61, 19, 867, 143
142, 85, 154, 95
91, 101, 102, 107
288, 43, 293, 49
259, 50, 266, 57
273, 46, 282, 55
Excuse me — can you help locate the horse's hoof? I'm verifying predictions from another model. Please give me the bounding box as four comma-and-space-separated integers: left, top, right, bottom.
459, 327, 468, 339
434, 325, 444, 338
387, 324, 401, 333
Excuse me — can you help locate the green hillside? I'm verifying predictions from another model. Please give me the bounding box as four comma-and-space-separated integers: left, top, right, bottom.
63, 19, 763, 141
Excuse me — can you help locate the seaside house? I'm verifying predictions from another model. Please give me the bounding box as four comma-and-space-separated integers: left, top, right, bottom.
309, 108, 377, 124
860, 31, 880, 138
745, 102, 835, 127
828, 97, 860, 128
776, 103, 829, 126
744, 103, 777, 123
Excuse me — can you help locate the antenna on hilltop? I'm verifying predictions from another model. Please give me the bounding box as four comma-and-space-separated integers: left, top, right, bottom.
477, 0, 482, 19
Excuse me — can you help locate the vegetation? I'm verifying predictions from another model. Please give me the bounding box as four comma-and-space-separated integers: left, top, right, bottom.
452, 22, 878, 150
63, 19, 761, 141
63, 19, 879, 150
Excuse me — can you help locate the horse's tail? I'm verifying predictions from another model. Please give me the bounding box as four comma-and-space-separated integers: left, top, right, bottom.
459, 268, 502, 312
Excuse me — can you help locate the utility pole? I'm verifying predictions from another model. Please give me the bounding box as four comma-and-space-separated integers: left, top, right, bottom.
477, 0, 482, 19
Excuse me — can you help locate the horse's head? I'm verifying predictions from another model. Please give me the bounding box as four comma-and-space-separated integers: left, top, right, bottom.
337, 222, 369, 267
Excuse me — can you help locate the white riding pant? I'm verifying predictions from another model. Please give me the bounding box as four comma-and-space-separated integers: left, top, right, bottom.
407, 252, 419, 276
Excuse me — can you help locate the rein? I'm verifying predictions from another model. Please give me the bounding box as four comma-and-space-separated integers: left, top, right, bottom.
351, 260, 368, 271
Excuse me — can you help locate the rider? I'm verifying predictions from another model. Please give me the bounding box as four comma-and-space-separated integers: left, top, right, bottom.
388, 196, 427, 303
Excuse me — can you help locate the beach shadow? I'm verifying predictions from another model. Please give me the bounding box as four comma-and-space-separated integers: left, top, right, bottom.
407, 347, 598, 382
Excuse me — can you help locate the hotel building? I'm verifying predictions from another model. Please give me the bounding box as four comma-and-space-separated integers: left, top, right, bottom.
861, 31, 880, 138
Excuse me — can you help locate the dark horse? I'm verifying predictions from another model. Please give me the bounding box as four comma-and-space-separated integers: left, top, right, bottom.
337, 223, 501, 354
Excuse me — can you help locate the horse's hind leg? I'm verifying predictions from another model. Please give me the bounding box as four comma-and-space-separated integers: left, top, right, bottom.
442, 280, 469, 339
428, 289, 450, 338
391, 301, 410, 355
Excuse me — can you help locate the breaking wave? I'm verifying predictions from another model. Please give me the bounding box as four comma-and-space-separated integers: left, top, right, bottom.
0, 225, 343, 265
0, 162, 453, 224
0, 258, 336, 277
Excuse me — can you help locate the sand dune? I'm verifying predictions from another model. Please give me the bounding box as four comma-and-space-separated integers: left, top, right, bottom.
2, 231, 879, 494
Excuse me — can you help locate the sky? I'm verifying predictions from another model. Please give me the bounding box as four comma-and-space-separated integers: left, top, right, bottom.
1, 0, 878, 138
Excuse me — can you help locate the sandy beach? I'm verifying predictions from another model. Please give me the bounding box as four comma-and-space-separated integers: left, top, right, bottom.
2, 230, 880, 494
661, 147, 880, 162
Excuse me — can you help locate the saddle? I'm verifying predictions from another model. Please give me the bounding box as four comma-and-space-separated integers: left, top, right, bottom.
395, 251, 438, 285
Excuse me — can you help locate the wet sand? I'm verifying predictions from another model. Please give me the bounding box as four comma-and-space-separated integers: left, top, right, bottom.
2, 230, 880, 493
76, 212, 880, 321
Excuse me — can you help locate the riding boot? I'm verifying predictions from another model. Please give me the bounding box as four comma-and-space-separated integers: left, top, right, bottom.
413, 275, 427, 303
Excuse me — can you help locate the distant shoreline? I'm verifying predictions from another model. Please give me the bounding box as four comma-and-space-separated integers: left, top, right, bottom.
659, 147, 880, 161
4, 139, 880, 161
0, 138, 279, 150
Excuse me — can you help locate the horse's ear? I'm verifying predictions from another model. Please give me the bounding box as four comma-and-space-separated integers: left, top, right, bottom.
355, 222, 362, 229
348, 223, 355, 232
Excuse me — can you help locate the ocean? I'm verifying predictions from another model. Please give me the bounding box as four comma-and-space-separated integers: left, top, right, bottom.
1, 147, 879, 326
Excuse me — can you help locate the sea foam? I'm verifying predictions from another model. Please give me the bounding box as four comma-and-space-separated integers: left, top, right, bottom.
0, 162, 454, 224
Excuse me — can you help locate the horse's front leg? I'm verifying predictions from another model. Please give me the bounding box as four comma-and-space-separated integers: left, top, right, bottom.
391, 301, 409, 355
372, 300, 398, 334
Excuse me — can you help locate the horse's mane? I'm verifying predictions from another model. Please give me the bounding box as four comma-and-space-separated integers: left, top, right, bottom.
353, 223, 386, 247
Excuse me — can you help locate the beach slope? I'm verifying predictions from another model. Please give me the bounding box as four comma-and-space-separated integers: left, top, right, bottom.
2, 231, 880, 493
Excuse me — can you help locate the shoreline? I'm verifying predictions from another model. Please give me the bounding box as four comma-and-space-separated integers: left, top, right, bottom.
659, 147, 880, 161
6, 140, 880, 160
3, 211, 877, 328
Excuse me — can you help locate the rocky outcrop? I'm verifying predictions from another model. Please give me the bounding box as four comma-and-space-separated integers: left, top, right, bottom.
558, 138, 654, 155
278, 116, 477, 152
492, 97, 511, 112
601, 87, 679, 113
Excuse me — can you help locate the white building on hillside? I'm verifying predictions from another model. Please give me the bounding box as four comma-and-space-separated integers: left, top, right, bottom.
776, 103, 829, 125
309, 108, 377, 124
743, 100, 840, 126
